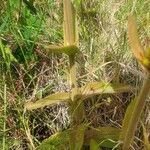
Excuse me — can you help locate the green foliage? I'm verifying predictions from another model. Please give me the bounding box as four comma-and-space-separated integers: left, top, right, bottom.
69, 124, 86, 150
85, 127, 121, 148
90, 139, 100, 150
72, 0, 82, 12
23, 0, 37, 14
0, 40, 17, 70
37, 125, 121, 150
37, 131, 69, 150
119, 99, 137, 142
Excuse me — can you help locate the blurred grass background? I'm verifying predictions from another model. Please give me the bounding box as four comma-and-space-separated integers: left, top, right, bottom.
0, 0, 150, 149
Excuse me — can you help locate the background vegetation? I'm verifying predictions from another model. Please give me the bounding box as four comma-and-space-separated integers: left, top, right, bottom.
0, 0, 150, 149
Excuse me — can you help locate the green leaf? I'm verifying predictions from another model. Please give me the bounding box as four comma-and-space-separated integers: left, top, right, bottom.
69, 124, 86, 150
119, 99, 136, 146
0, 40, 17, 70
37, 125, 86, 150
80, 82, 132, 99
5, 47, 17, 62
37, 131, 70, 150
99, 139, 118, 149
119, 75, 150, 150
25, 92, 70, 110
90, 139, 100, 150
72, 0, 82, 10
85, 127, 121, 148
0, 40, 17, 63
25, 82, 132, 110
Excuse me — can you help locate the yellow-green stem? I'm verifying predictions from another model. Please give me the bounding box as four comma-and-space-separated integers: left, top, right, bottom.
69, 55, 77, 98
69, 55, 84, 125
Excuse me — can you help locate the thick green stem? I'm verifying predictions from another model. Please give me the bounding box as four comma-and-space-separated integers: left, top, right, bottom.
63, 0, 84, 126
69, 55, 77, 91
69, 55, 85, 125
121, 74, 150, 150
63, 0, 77, 45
